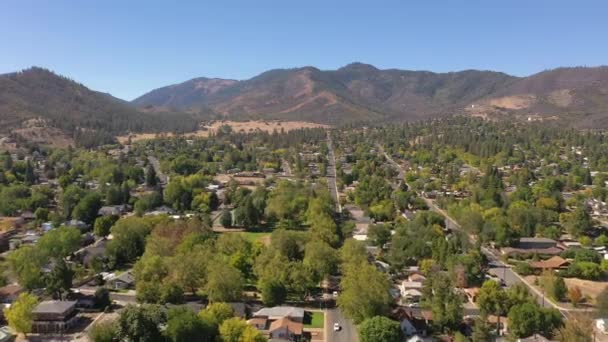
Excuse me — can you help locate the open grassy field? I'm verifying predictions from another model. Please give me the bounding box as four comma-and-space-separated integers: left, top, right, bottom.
117, 120, 329, 143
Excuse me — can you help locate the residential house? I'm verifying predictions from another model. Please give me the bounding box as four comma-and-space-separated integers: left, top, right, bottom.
401, 289, 423, 302
31, 300, 79, 334
252, 307, 304, 322
249, 306, 305, 341
145, 206, 176, 216
501, 237, 564, 257
73, 239, 108, 267
98, 204, 129, 217
106, 271, 135, 290
268, 317, 303, 340
408, 273, 427, 283
517, 334, 552, 342
399, 280, 424, 297
248, 317, 268, 330
64, 220, 89, 232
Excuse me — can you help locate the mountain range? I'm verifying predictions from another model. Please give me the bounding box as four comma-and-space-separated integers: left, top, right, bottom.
134, 63, 608, 127
2, 63, 608, 145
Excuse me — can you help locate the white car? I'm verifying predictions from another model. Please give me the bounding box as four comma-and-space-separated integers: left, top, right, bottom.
333, 323, 341, 331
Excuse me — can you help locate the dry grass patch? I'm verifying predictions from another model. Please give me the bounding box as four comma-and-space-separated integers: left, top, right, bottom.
117, 120, 330, 143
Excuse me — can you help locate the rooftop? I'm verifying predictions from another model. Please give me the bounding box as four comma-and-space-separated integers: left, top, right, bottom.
253, 306, 305, 320
33, 300, 77, 315
268, 317, 303, 335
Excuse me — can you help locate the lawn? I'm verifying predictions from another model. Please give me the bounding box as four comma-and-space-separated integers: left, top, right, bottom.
237, 231, 271, 245
304, 311, 325, 329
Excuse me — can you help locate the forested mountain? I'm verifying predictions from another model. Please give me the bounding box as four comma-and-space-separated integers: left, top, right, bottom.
0, 67, 205, 146
134, 63, 608, 127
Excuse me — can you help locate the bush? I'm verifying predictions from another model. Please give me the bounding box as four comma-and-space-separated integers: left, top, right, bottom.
514, 262, 533, 276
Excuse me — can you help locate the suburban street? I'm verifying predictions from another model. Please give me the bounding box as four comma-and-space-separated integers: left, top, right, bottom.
326, 308, 358, 342
326, 131, 342, 213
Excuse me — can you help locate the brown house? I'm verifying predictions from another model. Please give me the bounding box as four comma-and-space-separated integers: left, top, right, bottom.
530, 256, 569, 270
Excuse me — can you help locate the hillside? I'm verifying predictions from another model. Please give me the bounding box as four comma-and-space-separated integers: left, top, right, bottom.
133, 63, 608, 128
0, 67, 204, 146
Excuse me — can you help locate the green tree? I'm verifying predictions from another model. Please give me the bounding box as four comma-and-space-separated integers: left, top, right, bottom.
37, 226, 82, 258
219, 317, 266, 342
359, 316, 403, 342
44, 258, 74, 300
94, 288, 112, 310
116, 304, 166, 342
199, 302, 235, 330
146, 164, 158, 187
94, 215, 118, 237
368, 224, 392, 248
560, 207, 592, 237
221, 209, 233, 228
6, 246, 44, 290
338, 263, 392, 323
476, 280, 508, 316
508, 303, 562, 339
60, 184, 85, 218
259, 278, 287, 306
4, 292, 38, 337
423, 273, 463, 333
205, 260, 244, 302
303, 240, 338, 281
471, 316, 491, 342
34, 207, 49, 222
72, 191, 103, 224
165, 307, 212, 342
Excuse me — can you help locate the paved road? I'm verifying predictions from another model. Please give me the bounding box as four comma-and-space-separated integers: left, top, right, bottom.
326, 308, 358, 342
326, 132, 341, 213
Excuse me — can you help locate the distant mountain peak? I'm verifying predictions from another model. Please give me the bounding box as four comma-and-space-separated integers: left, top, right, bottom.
339, 62, 379, 72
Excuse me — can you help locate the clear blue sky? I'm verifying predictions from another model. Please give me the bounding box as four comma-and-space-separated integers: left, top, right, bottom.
1, 0, 607, 100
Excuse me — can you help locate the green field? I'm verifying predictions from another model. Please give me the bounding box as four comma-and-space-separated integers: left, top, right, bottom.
304, 311, 325, 329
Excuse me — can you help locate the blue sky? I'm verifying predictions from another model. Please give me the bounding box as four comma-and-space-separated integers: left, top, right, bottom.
1, 0, 607, 100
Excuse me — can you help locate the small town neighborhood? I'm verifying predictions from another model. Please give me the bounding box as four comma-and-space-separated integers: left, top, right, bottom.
0, 119, 606, 342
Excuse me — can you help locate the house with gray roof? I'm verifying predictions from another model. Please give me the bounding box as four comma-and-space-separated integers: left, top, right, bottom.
32, 300, 78, 334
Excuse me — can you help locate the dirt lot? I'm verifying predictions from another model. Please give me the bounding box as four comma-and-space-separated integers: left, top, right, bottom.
565, 277, 608, 303
117, 120, 329, 143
